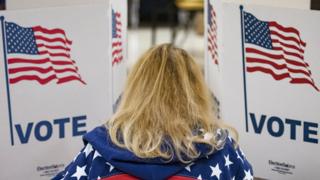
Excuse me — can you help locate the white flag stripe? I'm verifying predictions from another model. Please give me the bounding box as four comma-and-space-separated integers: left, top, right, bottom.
247, 63, 287, 75
55, 71, 81, 78
270, 32, 304, 49
247, 62, 313, 80
269, 26, 305, 46
112, 53, 123, 59
9, 62, 52, 69
35, 39, 71, 49
38, 46, 70, 54
34, 31, 72, 43
272, 41, 304, 56
271, 35, 305, 52
8, 54, 73, 61
245, 44, 307, 64
245, 52, 308, 69
113, 55, 123, 63
10, 69, 80, 79
112, 47, 123, 54
208, 39, 217, 50
208, 35, 217, 49
112, 49, 122, 56
9, 62, 77, 70
9, 62, 77, 71
9, 70, 56, 79
246, 53, 286, 65
246, 56, 310, 73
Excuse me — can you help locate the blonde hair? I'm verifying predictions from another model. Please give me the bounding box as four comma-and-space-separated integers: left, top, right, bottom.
107, 44, 236, 163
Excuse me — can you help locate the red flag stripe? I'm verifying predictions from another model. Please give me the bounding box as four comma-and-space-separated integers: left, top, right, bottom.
9, 74, 57, 84
112, 42, 122, 47
272, 39, 304, 54
33, 26, 72, 44
245, 47, 309, 68
247, 66, 317, 90
269, 21, 306, 46
208, 46, 218, 56
291, 78, 319, 91
9, 66, 78, 74
208, 36, 218, 49
116, 21, 122, 26
247, 57, 312, 76
115, 12, 121, 17
247, 66, 291, 80
270, 30, 305, 48
112, 9, 123, 66
212, 8, 216, 17
112, 56, 123, 65
208, 2, 218, 65
57, 75, 86, 84
9, 59, 76, 66
34, 35, 72, 46
112, 49, 123, 56
38, 50, 70, 58
37, 43, 71, 51
272, 46, 304, 60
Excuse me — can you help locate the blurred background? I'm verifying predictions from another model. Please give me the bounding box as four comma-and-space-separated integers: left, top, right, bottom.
127, 0, 205, 68
127, 0, 319, 68
0, 0, 319, 69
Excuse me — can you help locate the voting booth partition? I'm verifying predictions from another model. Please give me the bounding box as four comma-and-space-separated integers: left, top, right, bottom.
0, 1, 127, 179
205, 0, 320, 179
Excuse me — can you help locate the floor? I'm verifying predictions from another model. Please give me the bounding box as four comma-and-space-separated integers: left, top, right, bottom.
127, 27, 205, 69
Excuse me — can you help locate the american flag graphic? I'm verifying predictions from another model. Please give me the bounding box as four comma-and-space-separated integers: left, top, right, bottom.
207, 1, 218, 65
112, 9, 123, 66
243, 11, 319, 91
4, 21, 86, 85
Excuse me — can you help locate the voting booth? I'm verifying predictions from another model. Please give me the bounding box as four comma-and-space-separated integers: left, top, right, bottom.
205, 0, 320, 179
0, 1, 127, 179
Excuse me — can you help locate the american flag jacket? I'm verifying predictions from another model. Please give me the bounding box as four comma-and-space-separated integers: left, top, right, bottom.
52, 126, 253, 180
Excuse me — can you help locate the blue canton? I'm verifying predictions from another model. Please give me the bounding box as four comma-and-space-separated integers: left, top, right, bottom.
5, 22, 38, 54
244, 11, 273, 49
208, 1, 213, 27
112, 9, 118, 38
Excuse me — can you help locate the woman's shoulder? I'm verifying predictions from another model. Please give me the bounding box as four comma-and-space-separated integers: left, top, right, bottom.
210, 129, 251, 168
186, 129, 254, 179
83, 125, 108, 144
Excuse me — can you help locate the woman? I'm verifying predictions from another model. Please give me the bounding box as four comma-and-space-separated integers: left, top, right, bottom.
53, 44, 253, 180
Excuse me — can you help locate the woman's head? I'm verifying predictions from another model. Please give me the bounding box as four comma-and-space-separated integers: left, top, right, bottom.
107, 44, 223, 163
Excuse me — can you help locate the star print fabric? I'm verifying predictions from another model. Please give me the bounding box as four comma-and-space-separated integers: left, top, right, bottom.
53, 144, 114, 180
52, 126, 253, 180
175, 137, 253, 180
